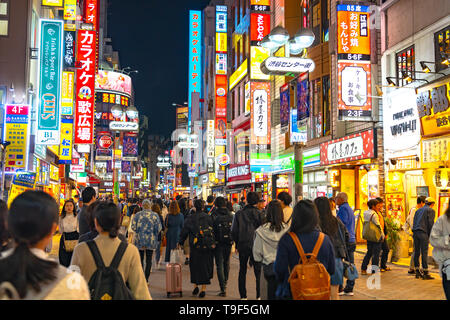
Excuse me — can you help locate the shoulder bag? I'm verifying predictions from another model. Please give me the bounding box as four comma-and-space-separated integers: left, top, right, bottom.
362, 213, 382, 242
63, 233, 78, 252
338, 225, 359, 281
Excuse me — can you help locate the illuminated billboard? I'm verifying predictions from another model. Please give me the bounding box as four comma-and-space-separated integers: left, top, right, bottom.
250, 13, 270, 44
250, 46, 270, 80
189, 10, 202, 130
96, 70, 132, 96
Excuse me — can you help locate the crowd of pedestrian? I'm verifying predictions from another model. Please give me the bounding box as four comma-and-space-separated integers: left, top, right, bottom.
0, 186, 449, 301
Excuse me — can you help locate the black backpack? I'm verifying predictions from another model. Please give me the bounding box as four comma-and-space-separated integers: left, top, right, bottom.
86, 241, 135, 300
193, 215, 216, 250
236, 208, 261, 250
215, 214, 233, 245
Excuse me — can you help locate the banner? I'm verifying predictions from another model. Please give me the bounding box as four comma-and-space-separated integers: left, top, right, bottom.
74, 30, 97, 144
296, 72, 310, 121
280, 83, 290, 134
189, 10, 202, 130
37, 19, 63, 145
63, 30, 75, 68
61, 71, 74, 115
85, 0, 99, 31
59, 118, 73, 164
122, 134, 138, 161
3, 105, 31, 173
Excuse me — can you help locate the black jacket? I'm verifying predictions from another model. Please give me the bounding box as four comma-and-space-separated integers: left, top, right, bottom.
231, 204, 263, 251
325, 218, 350, 259
212, 207, 234, 245
178, 211, 214, 249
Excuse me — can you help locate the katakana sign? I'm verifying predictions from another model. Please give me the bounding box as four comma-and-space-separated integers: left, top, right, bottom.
85, 0, 99, 31
261, 57, 315, 75
189, 10, 202, 130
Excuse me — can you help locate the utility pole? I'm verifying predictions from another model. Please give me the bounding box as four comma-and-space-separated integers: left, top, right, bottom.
294, 142, 305, 203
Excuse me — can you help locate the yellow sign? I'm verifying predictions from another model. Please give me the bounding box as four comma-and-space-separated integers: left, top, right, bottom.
216, 32, 227, 53
251, 0, 270, 5
48, 145, 59, 155
42, 0, 63, 6
64, 0, 76, 20
7, 185, 29, 207
59, 120, 73, 163
417, 79, 450, 137
62, 71, 74, 115
50, 164, 59, 181
64, 24, 76, 31
229, 59, 248, 90
245, 82, 251, 114
250, 46, 270, 80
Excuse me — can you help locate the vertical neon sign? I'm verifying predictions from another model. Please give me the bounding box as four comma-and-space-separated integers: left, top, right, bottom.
188, 10, 202, 132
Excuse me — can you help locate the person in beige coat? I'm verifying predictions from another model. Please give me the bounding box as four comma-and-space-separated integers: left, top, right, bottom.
71, 202, 151, 300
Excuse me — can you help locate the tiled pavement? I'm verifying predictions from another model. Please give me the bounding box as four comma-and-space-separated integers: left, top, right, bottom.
50, 235, 446, 300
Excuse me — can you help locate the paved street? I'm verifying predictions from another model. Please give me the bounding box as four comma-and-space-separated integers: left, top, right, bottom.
51, 235, 446, 300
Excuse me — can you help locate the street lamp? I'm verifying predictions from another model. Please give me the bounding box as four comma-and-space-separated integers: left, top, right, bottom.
0, 140, 11, 200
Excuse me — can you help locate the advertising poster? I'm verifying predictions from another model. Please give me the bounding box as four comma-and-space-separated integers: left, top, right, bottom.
206, 120, 215, 173
37, 20, 63, 145
338, 60, 372, 121
59, 118, 73, 164
3, 105, 30, 173
122, 134, 138, 161
61, 71, 74, 115
64, 0, 76, 20
280, 83, 290, 134
216, 53, 227, 75
250, 46, 270, 80
297, 72, 310, 121
95, 70, 132, 96
121, 161, 131, 173
74, 30, 97, 144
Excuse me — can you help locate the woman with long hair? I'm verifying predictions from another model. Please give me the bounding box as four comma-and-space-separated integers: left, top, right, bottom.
58, 199, 79, 267
178, 199, 214, 298
152, 203, 165, 269
274, 200, 336, 300
314, 197, 349, 300
164, 200, 184, 264
253, 200, 289, 299
0, 191, 89, 299
71, 202, 151, 300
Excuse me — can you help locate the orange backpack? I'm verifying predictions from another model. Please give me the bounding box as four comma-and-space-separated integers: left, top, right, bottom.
288, 232, 331, 300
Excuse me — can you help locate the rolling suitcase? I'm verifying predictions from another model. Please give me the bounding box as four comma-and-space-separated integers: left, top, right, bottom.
166, 263, 182, 298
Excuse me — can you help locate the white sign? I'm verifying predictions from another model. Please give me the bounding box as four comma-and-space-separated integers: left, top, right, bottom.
341, 65, 368, 107
261, 57, 315, 75
253, 89, 268, 137
327, 136, 364, 162
157, 162, 171, 168
178, 142, 199, 149
215, 138, 227, 146
70, 164, 84, 173
109, 121, 139, 131
216, 53, 227, 75
383, 88, 421, 154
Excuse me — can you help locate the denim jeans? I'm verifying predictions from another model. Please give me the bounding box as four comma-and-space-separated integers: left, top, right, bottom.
238, 248, 262, 299
214, 244, 232, 292
139, 249, 154, 280
361, 241, 382, 271
413, 231, 429, 270
380, 239, 390, 269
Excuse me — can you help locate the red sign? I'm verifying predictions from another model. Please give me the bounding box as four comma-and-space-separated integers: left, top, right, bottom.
85, 0, 99, 31
251, 13, 271, 43
6, 105, 29, 115
227, 163, 252, 182
320, 129, 376, 166
74, 30, 97, 144
215, 75, 227, 140
98, 134, 113, 149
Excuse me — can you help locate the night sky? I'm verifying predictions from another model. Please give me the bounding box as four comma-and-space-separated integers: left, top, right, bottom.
108, 0, 211, 137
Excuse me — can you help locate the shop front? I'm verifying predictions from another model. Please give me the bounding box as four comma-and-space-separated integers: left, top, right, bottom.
301, 147, 332, 200
252, 173, 271, 202
226, 162, 252, 203
271, 153, 294, 200
416, 76, 450, 217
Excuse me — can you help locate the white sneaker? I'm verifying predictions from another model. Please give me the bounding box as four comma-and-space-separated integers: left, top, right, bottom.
257, 297, 261, 300
342, 291, 354, 296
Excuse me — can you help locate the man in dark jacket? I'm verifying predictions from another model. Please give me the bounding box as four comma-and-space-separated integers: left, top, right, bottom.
77, 187, 96, 236
212, 197, 234, 297
412, 197, 436, 280
205, 195, 215, 214
231, 191, 263, 300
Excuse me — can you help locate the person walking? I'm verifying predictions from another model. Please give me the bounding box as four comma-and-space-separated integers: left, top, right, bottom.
412, 197, 436, 280
277, 192, 293, 226
329, 198, 337, 217
226, 200, 235, 216
315, 197, 350, 300
212, 197, 234, 297
0, 191, 90, 300
361, 199, 385, 275
375, 197, 391, 272
71, 202, 151, 300
274, 200, 336, 300
178, 198, 191, 265
232, 197, 241, 213
156, 198, 169, 222
130, 199, 162, 282
239, 196, 246, 209
205, 195, 215, 214
78, 187, 97, 236
253, 200, 289, 300
231, 191, 264, 300
178, 199, 215, 298
58, 199, 80, 267
335, 192, 357, 295
430, 205, 450, 299
152, 203, 165, 270
404, 196, 426, 274
164, 201, 184, 264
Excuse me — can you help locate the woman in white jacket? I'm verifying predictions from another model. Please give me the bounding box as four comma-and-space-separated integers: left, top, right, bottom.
430, 206, 450, 300
253, 200, 289, 300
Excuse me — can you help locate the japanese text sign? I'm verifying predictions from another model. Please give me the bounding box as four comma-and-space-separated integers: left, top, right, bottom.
74, 30, 97, 144
421, 136, 450, 163
416, 79, 450, 137
95, 70, 132, 96
42, 0, 63, 6
63, 30, 75, 68
216, 32, 227, 53
216, 53, 227, 75
3, 105, 31, 173
229, 59, 248, 90
337, 4, 370, 61
37, 19, 63, 145
85, 0, 99, 31
250, 82, 271, 166
59, 119, 73, 164
216, 8, 227, 33
64, 0, 76, 20
207, 120, 215, 172
215, 75, 227, 141
320, 129, 376, 165
189, 10, 202, 130
61, 71, 74, 115
250, 13, 270, 44
338, 61, 372, 121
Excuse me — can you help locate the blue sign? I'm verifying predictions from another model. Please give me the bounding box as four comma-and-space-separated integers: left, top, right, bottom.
216, 10, 227, 33
13, 173, 37, 189
188, 10, 202, 130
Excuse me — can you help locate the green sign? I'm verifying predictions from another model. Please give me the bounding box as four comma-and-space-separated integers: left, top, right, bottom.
272, 153, 295, 173
37, 19, 63, 145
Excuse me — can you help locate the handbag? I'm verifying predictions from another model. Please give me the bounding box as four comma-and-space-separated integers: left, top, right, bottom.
362, 213, 382, 242
338, 226, 359, 281
263, 262, 275, 278
63, 234, 78, 252
121, 215, 130, 227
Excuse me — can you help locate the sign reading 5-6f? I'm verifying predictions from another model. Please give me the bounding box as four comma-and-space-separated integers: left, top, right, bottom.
37, 19, 63, 145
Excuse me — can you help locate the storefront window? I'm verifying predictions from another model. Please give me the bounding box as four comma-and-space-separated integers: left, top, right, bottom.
434, 25, 450, 72
0, 0, 9, 37
396, 45, 415, 87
